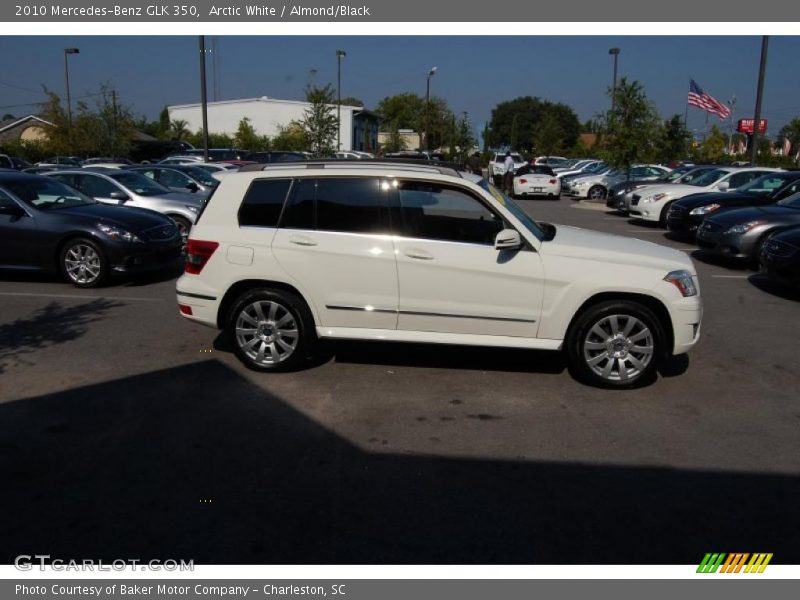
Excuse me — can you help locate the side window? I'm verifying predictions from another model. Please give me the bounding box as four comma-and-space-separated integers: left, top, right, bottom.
729, 172, 759, 188
397, 182, 504, 245
315, 178, 386, 233
77, 175, 118, 198
774, 180, 800, 201
238, 178, 292, 228
0, 188, 18, 210
136, 169, 157, 181
280, 178, 387, 234
48, 173, 79, 189
159, 170, 192, 189
630, 167, 647, 178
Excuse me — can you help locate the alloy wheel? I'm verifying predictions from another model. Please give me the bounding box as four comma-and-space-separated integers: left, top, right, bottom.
235, 300, 299, 367
583, 314, 654, 382
64, 243, 102, 285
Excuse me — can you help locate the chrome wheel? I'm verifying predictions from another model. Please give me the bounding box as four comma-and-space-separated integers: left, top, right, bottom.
64, 243, 102, 285
583, 314, 654, 382
235, 300, 299, 367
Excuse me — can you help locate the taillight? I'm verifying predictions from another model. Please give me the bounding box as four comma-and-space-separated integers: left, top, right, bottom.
550, 179, 557, 184
519, 179, 528, 184
178, 304, 193, 315
185, 239, 219, 274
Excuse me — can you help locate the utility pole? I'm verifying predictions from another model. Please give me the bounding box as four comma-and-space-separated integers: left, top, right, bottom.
336, 50, 346, 151
425, 66, 437, 152
750, 36, 769, 166
111, 89, 118, 157
609, 48, 620, 114
198, 36, 209, 163
63, 47, 79, 153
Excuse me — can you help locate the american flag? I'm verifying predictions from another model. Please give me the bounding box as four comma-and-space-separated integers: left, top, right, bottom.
688, 80, 732, 120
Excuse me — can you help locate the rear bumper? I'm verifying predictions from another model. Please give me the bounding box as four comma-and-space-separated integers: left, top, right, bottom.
176, 274, 222, 328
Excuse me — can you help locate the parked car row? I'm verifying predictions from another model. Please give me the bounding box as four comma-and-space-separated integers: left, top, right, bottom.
604, 167, 800, 287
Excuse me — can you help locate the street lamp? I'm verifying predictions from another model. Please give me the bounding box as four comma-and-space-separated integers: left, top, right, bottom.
750, 36, 769, 166
425, 66, 437, 152
608, 47, 620, 114
198, 36, 209, 163
336, 50, 346, 151
63, 47, 79, 150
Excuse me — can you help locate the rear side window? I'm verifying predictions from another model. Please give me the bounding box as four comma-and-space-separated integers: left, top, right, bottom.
280, 177, 388, 234
239, 178, 292, 227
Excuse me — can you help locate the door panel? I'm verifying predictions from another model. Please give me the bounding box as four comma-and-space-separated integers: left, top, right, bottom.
393, 180, 544, 338
0, 192, 39, 268
271, 177, 399, 330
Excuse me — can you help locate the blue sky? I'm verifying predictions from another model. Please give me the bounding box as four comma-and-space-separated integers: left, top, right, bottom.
1, 35, 799, 139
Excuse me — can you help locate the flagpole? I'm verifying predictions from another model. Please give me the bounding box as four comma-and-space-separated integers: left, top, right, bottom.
684, 81, 690, 128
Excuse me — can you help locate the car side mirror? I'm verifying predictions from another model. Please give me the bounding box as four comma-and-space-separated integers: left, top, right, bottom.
109, 191, 129, 202
495, 228, 522, 250
717, 181, 730, 191
186, 182, 200, 192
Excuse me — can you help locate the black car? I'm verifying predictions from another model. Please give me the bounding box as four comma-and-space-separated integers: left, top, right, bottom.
0, 155, 32, 170
666, 171, 800, 237
759, 226, 800, 287
0, 173, 182, 288
606, 165, 715, 211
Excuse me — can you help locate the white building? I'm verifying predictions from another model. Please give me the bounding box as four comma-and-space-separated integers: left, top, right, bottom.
167, 96, 379, 152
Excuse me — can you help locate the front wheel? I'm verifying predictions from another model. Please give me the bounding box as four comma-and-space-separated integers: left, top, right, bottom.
588, 185, 607, 200
227, 288, 316, 372
170, 215, 192, 243
60, 238, 109, 288
567, 300, 663, 388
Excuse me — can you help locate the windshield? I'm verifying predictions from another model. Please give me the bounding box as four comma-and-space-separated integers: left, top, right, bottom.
688, 169, 728, 187
479, 179, 544, 240
182, 166, 219, 187
739, 173, 796, 195
585, 161, 606, 173
3, 178, 96, 210
111, 172, 170, 196
777, 192, 800, 208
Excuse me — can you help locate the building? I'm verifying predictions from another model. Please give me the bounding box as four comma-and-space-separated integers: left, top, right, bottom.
377, 129, 421, 152
167, 96, 380, 152
0, 115, 53, 144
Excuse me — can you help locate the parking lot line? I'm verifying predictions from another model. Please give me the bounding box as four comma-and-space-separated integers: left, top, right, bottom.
0, 292, 164, 302
625, 229, 664, 233
710, 275, 750, 279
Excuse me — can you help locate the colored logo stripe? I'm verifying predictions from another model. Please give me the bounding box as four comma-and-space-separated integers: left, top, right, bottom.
697, 553, 726, 573
697, 553, 773, 573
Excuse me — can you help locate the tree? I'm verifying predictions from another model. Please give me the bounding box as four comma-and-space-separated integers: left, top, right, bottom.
2, 113, 16, 122
272, 121, 309, 152
376, 92, 451, 150
696, 126, 727, 162
234, 117, 270, 151
158, 107, 171, 138
302, 84, 338, 157
779, 117, 800, 157
487, 96, 580, 152
382, 122, 407, 153
452, 115, 475, 162
169, 119, 190, 141
598, 78, 662, 172
533, 112, 565, 157
656, 115, 692, 163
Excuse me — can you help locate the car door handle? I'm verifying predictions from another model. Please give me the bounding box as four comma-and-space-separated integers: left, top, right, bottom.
404, 247, 434, 260
289, 235, 318, 247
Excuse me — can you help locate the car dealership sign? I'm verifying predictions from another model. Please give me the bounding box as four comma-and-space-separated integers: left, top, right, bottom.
737, 119, 768, 134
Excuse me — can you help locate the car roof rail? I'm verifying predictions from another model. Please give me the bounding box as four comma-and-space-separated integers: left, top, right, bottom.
238, 158, 466, 178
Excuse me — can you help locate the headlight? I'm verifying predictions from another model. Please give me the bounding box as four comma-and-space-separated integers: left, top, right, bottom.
689, 203, 720, 215
725, 220, 766, 234
573, 180, 588, 187
185, 205, 199, 213
651, 193, 670, 202
97, 223, 142, 243
664, 269, 697, 297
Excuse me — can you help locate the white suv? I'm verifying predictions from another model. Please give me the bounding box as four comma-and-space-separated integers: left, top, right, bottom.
488, 152, 527, 186
176, 161, 702, 388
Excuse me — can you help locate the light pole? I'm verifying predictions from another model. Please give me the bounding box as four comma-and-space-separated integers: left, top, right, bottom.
198, 36, 209, 163
63, 47, 79, 151
425, 66, 437, 152
336, 50, 346, 151
608, 48, 620, 114
750, 36, 769, 166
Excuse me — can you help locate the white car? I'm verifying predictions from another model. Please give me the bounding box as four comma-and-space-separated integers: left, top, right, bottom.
487, 152, 527, 184
176, 161, 702, 388
564, 165, 671, 200
555, 160, 604, 179
629, 167, 782, 225
512, 165, 561, 199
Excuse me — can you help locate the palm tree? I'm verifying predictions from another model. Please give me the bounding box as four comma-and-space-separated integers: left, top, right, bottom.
169, 119, 190, 141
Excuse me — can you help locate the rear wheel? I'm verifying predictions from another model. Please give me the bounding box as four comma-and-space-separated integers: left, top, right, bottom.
227, 288, 316, 372
60, 238, 108, 288
567, 300, 662, 388
170, 215, 192, 243
658, 202, 673, 228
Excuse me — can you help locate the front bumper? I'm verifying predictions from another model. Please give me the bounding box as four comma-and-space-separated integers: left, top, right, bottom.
695, 224, 756, 260
759, 247, 800, 286
665, 208, 704, 236
107, 242, 184, 274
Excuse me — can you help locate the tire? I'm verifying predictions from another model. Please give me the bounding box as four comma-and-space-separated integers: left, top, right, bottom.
567, 300, 663, 389
227, 288, 317, 372
169, 215, 192, 243
658, 202, 673, 228
588, 185, 607, 200
751, 231, 775, 270
60, 238, 109, 288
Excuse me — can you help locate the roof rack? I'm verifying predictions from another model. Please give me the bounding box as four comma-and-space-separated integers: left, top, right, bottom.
238, 158, 466, 178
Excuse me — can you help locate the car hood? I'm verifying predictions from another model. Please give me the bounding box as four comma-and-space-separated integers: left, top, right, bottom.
53, 203, 171, 232
674, 191, 757, 209
638, 183, 708, 198
706, 205, 800, 226
540, 224, 693, 272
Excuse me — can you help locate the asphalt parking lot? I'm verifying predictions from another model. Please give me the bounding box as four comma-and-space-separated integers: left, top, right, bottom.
1, 195, 798, 565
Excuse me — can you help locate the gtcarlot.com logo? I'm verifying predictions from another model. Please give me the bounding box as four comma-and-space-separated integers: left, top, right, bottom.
697, 553, 773, 573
